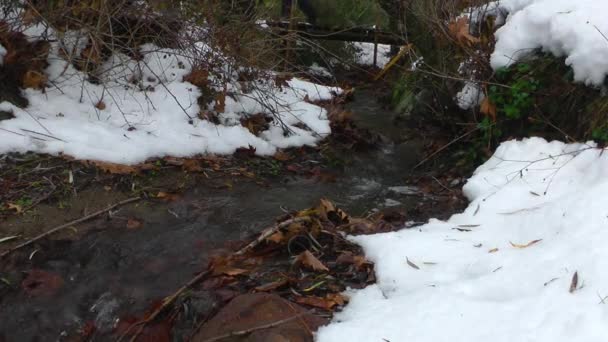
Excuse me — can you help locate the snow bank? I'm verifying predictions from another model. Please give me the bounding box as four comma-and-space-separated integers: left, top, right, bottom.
489, 0, 608, 85
0, 28, 340, 164
317, 138, 608, 342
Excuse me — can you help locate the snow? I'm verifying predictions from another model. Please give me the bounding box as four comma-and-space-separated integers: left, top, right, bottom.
489, 0, 608, 85
352, 42, 391, 68
455, 81, 484, 110
0, 29, 341, 164
317, 137, 608, 342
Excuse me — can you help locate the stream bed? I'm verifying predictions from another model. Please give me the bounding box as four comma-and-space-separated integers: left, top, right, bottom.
0, 86, 461, 341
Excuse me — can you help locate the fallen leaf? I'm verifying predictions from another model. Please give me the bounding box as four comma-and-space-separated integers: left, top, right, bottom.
88, 161, 138, 174
213, 266, 249, 277
7, 203, 23, 213
448, 17, 481, 47
317, 198, 349, 225
182, 159, 204, 172
266, 231, 285, 244
254, 279, 289, 292
95, 100, 106, 110
0, 235, 20, 244
156, 192, 181, 202
214, 92, 226, 113
406, 257, 420, 270
21, 269, 64, 297
22, 70, 47, 89
184, 68, 209, 87
569, 271, 578, 293
480, 97, 497, 121
488, 248, 499, 253
295, 250, 329, 272
510, 239, 542, 249
273, 151, 292, 161
293, 295, 342, 310
126, 218, 143, 230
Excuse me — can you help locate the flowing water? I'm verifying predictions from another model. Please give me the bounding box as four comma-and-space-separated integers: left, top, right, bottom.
0, 86, 442, 341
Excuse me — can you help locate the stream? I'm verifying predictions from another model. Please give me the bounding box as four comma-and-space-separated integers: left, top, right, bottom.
0, 86, 451, 341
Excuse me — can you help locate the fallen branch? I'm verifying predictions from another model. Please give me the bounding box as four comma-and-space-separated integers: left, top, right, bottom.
119, 269, 211, 342
235, 216, 311, 256
0, 196, 141, 258
200, 310, 313, 342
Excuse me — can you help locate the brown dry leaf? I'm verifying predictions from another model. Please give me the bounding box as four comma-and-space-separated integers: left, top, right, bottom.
241, 114, 270, 135
254, 279, 289, 292
156, 191, 181, 202
184, 68, 209, 87
7, 203, 23, 214
317, 198, 349, 225
569, 271, 578, 293
214, 92, 226, 113
21, 7, 38, 25
266, 231, 285, 244
406, 257, 420, 270
213, 266, 249, 277
488, 248, 499, 253
89, 161, 138, 174
510, 239, 542, 249
182, 159, 204, 172
21, 270, 64, 297
480, 97, 497, 121
326, 293, 348, 306
295, 250, 329, 272
126, 218, 143, 230
210, 256, 250, 277
448, 17, 481, 47
22, 70, 47, 89
273, 151, 292, 161
95, 100, 106, 110
293, 295, 338, 310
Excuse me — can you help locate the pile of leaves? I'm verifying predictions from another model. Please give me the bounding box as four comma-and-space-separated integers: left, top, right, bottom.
201, 198, 389, 311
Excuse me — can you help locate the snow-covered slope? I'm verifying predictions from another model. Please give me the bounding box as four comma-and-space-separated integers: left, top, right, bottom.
317, 138, 608, 342
0, 26, 340, 164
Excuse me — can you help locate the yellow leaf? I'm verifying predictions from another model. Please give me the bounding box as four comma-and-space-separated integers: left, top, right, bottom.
510, 239, 542, 249
7, 203, 23, 213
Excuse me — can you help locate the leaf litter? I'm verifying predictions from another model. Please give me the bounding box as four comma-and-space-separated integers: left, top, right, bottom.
115, 198, 396, 341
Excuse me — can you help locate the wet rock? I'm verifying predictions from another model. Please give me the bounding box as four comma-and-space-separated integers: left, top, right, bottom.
192, 293, 327, 342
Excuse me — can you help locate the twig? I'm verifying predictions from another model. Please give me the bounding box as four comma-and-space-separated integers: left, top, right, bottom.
412, 126, 483, 170
235, 216, 311, 256
0, 196, 141, 258
200, 310, 313, 342
119, 269, 211, 342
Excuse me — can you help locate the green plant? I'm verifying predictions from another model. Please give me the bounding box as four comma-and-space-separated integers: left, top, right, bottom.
592, 124, 608, 142
489, 63, 539, 120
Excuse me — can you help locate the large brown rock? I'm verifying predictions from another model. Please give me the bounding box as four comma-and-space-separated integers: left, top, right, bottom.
192, 293, 327, 342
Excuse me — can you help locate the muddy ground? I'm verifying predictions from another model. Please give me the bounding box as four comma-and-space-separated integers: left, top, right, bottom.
0, 81, 473, 341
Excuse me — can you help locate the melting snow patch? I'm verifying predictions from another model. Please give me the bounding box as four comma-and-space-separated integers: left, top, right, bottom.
317, 137, 608, 342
